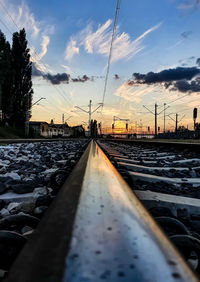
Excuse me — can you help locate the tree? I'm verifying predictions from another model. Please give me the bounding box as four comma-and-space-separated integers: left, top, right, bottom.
90, 119, 98, 137
1, 42, 13, 122
11, 28, 33, 128
0, 30, 13, 122
0, 30, 6, 112
177, 125, 188, 132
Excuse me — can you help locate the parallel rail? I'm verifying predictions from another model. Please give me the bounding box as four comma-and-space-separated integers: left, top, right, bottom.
0, 138, 80, 144
6, 140, 198, 281
104, 138, 200, 150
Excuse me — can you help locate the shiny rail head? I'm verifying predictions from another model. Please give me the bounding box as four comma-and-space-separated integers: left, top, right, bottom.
5, 140, 198, 282
63, 140, 198, 282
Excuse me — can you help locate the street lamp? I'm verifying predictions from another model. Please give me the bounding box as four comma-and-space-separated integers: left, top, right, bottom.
32, 97, 46, 107
25, 97, 46, 137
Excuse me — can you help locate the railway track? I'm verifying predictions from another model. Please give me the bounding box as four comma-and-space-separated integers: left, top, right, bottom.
3, 139, 199, 281
0, 139, 89, 281
98, 139, 200, 277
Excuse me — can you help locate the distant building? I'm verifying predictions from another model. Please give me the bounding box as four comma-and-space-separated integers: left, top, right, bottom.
48, 124, 64, 138
30, 121, 85, 138
72, 125, 85, 137
30, 121, 48, 137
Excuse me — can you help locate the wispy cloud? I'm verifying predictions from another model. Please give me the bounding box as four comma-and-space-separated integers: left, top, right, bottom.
65, 19, 162, 63
65, 39, 79, 60
167, 30, 192, 50
30, 36, 51, 73
166, 39, 184, 50
115, 82, 155, 103
0, 0, 55, 73
177, 0, 200, 12
30, 35, 50, 62
1, 0, 40, 38
61, 65, 73, 74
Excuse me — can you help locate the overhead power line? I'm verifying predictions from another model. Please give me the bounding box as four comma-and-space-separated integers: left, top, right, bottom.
101, 0, 122, 110
0, 2, 73, 109
166, 93, 190, 105
0, 17, 13, 34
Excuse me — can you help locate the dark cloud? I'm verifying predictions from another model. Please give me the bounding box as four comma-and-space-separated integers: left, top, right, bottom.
173, 80, 200, 92
71, 75, 90, 82
197, 58, 200, 66
133, 67, 200, 84
32, 63, 91, 84
32, 63, 69, 84
132, 66, 200, 93
181, 31, 192, 38
178, 56, 195, 65
44, 73, 70, 84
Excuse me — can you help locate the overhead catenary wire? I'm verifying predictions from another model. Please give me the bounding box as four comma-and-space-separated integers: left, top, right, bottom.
101, 0, 121, 110
165, 93, 191, 105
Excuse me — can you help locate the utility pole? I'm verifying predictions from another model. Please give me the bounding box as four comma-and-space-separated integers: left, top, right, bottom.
98, 122, 102, 136
75, 100, 103, 137
135, 121, 138, 134
143, 103, 170, 137
25, 91, 30, 137
193, 108, 197, 131
89, 100, 92, 135
143, 103, 157, 137
62, 114, 64, 124
167, 113, 185, 133
65, 115, 72, 123
175, 113, 178, 133
155, 103, 157, 136
25, 97, 46, 137
113, 116, 130, 133
164, 103, 166, 133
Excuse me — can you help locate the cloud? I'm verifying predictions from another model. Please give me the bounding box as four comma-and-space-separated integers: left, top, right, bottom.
71, 75, 90, 82
181, 31, 192, 38
32, 63, 43, 76
30, 38, 50, 73
0, 0, 55, 74
115, 82, 155, 103
32, 63, 92, 84
61, 65, 72, 74
131, 67, 200, 93
167, 31, 192, 50
178, 0, 200, 11
43, 73, 70, 84
30, 35, 50, 63
173, 79, 200, 92
65, 19, 162, 63
39, 35, 50, 59
197, 58, 200, 66
32, 63, 69, 84
133, 67, 200, 84
83, 19, 112, 54
1, 0, 40, 38
65, 39, 79, 60
167, 39, 184, 50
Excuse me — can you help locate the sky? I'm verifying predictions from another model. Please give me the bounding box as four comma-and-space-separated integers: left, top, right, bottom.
0, 0, 200, 132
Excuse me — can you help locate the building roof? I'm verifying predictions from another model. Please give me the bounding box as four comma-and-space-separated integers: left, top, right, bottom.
30, 121, 48, 126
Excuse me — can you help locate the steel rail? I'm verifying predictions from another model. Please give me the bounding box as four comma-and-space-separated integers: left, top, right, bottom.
102, 138, 200, 150
0, 138, 85, 144
6, 140, 198, 282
